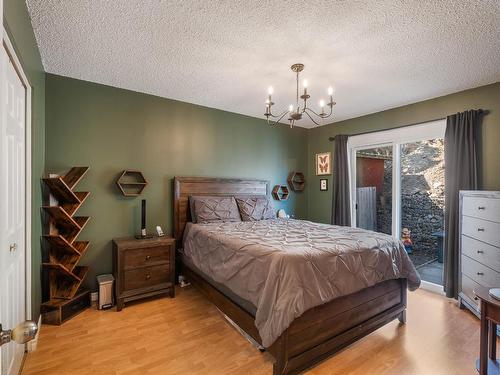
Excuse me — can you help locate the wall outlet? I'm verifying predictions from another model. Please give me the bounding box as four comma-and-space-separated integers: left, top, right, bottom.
90, 292, 98, 303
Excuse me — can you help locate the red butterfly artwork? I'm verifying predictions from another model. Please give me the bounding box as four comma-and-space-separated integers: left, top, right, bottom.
316, 152, 331, 175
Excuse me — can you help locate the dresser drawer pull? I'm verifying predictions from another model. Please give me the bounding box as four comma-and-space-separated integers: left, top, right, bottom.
478, 206, 486, 210
146, 274, 151, 280
477, 250, 484, 254
145, 255, 151, 261
477, 228, 485, 232
477, 272, 484, 276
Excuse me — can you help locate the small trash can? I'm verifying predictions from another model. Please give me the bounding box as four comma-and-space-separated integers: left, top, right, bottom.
97, 274, 115, 310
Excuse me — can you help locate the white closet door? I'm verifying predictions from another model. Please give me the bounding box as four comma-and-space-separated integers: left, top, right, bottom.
0, 41, 27, 375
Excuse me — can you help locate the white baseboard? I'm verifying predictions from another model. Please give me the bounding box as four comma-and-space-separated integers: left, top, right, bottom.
420, 280, 445, 296
26, 315, 42, 352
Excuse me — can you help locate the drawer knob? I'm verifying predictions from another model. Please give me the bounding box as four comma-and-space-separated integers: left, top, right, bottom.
145, 255, 151, 261
477, 250, 484, 254
477, 272, 484, 276
478, 206, 486, 210
477, 228, 485, 232
146, 274, 151, 280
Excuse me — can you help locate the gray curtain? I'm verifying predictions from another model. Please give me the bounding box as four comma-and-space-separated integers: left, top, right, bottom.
332, 135, 351, 226
444, 109, 482, 298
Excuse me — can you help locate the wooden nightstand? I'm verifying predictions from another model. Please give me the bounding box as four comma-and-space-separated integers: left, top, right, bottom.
112, 236, 175, 311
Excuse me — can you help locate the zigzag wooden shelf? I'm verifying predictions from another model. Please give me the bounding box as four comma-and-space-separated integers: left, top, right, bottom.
41, 167, 91, 325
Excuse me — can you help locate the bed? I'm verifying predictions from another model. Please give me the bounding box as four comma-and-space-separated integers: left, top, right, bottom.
174, 177, 420, 375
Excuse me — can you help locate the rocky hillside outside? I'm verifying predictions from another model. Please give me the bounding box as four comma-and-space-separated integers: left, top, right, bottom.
376, 139, 444, 267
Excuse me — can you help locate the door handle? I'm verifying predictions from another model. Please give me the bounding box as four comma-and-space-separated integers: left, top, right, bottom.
0, 321, 38, 347
9, 243, 17, 252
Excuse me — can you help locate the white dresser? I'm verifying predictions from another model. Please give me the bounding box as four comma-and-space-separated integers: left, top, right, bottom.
459, 191, 500, 316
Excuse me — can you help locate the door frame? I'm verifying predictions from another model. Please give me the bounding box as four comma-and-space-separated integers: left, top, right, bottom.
347, 119, 446, 239
348, 120, 446, 292
2, 27, 33, 322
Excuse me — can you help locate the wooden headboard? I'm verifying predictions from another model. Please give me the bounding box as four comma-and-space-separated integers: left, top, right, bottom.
173, 177, 270, 247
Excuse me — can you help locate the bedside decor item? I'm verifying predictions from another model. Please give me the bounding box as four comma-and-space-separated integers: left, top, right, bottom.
156, 225, 165, 237
272, 185, 289, 201
316, 152, 332, 175
489, 288, 500, 301
287, 172, 305, 192
277, 209, 289, 219
264, 63, 336, 127
320, 179, 328, 191
41, 166, 91, 325
113, 236, 175, 311
135, 199, 153, 239
116, 170, 148, 197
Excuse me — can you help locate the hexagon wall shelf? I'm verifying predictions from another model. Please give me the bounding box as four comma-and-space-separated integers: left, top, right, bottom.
116, 170, 148, 197
272, 185, 290, 201
287, 172, 305, 192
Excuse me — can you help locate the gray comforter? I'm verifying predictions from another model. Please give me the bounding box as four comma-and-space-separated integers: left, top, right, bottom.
182, 219, 420, 347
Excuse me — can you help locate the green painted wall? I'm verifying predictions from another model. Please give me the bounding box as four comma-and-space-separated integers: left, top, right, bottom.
4, 0, 45, 320
307, 82, 500, 224
45, 74, 308, 291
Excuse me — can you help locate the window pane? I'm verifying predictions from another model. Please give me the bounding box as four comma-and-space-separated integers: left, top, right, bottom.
356, 146, 392, 235
400, 139, 444, 285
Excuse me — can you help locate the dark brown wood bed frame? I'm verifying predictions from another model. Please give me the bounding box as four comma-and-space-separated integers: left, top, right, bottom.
174, 176, 407, 375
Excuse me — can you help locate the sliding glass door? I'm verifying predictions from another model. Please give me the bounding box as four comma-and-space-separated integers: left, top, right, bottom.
348, 120, 446, 287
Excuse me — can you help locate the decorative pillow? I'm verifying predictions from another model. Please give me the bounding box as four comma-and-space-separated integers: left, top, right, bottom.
190, 196, 241, 224
236, 197, 276, 221
262, 197, 276, 220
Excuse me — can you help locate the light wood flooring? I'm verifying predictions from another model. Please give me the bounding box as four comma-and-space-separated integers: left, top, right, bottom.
23, 286, 482, 375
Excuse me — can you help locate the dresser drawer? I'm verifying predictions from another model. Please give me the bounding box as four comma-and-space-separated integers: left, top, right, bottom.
124, 245, 170, 270
461, 274, 481, 309
462, 216, 500, 246
461, 255, 500, 287
123, 264, 170, 291
462, 235, 500, 270
462, 196, 500, 223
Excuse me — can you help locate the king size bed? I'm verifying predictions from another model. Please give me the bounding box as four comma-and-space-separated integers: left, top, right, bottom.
174, 177, 420, 375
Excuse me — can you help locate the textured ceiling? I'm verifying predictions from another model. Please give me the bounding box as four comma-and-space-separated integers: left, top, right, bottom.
27, 0, 500, 128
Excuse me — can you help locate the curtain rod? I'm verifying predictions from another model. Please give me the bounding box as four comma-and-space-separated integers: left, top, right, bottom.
328, 109, 489, 142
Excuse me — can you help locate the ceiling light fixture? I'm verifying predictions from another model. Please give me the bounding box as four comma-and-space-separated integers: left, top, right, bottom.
265, 63, 336, 128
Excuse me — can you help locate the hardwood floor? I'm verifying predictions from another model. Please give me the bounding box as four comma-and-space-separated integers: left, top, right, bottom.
23, 286, 481, 375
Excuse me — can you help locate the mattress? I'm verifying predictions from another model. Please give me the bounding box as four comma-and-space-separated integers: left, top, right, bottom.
182, 219, 420, 347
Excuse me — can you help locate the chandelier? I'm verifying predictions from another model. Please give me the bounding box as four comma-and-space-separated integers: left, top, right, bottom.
265, 63, 336, 127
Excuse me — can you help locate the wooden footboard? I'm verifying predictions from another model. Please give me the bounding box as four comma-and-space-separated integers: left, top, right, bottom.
184, 266, 407, 375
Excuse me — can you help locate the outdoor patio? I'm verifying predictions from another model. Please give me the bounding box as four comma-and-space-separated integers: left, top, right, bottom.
416, 260, 443, 285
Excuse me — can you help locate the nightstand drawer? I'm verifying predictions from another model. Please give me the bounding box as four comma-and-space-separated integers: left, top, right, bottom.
462, 235, 500, 270
462, 255, 500, 287
462, 196, 500, 223
462, 216, 500, 246
124, 245, 170, 270
124, 264, 170, 291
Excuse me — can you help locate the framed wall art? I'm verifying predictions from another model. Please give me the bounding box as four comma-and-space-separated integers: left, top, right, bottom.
315, 152, 331, 175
